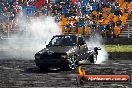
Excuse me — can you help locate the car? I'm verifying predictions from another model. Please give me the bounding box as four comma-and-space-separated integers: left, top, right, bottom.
34, 34, 101, 70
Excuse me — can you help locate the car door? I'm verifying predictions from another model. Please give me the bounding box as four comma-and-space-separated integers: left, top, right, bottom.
78, 37, 88, 60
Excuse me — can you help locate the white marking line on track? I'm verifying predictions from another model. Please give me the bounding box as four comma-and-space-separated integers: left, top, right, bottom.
49, 77, 77, 81
0, 66, 23, 71
49, 78, 67, 80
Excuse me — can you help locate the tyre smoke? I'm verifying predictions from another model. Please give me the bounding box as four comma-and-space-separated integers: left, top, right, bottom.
1, 13, 61, 59
86, 34, 108, 64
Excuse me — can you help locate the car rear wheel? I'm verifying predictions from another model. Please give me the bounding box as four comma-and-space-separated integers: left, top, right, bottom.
90, 53, 97, 63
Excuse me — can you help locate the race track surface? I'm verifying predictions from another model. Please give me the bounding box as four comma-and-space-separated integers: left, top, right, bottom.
0, 59, 132, 88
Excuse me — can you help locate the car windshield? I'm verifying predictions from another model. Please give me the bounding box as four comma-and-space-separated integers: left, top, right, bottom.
48, 35, 77, 46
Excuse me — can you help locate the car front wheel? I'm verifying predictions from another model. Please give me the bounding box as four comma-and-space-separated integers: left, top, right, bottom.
38, 65, 49, 70
62, 55, 78, 70
69, 55, 78, 70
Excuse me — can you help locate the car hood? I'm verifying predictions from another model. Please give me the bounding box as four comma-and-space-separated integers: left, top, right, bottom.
38, 46, 77, 54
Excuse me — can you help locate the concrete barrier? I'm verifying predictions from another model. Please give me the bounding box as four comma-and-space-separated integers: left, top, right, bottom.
108, 52, 132, 60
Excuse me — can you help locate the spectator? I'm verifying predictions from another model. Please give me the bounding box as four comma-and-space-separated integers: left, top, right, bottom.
97, 1, 103, 12
115, 2, 119, 7
124, 3, 129, 13
116, 17, 122, 27
105, 22, 114, 38
98, 12, 103, 20
64, 21, 73, 33
73, 19, 79, 33
90, 20, 96, 33
114, 7, 122, 16
102, 0, 110, 8
89, 0, 95, 4
78, 17, 85, 30
125, 0, 131, 2
97, 22, 104, 34
85, 3, 92, 14
111, 5, 116, 13
109, 17, 115, 28
91, 13, 96, 20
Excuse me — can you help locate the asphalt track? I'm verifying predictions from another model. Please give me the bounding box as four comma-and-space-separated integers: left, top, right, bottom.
0, 58, 132, 88
0, 47, 131, 88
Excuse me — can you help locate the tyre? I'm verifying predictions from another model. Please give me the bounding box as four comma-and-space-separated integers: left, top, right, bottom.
63, 55, 78, 70
38, 65, 49, 70
90, 53, 97, 63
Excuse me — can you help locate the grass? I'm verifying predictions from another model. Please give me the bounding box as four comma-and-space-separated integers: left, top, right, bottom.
0, 44, 132, 52
104, 45, 132, 52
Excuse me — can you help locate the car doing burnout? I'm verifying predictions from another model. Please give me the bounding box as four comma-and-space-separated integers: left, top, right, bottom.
34, 34, 101, 70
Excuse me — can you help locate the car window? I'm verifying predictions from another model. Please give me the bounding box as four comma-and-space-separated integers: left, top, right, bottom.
78, 37, 85, 46
48, 35, 77, 46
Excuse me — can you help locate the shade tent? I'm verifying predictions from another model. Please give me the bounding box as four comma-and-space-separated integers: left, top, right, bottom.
34, 0, 46, 8
71, 0, 77, 2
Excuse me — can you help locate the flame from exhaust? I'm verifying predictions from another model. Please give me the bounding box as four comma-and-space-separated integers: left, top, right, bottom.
78, 66, 86, 75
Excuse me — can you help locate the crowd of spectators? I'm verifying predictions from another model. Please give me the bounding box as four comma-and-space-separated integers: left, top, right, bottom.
0, 0, 131, 38
53, 0, 131, 38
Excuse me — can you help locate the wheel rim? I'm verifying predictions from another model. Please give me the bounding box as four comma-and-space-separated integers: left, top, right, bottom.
69, 55, 77, 70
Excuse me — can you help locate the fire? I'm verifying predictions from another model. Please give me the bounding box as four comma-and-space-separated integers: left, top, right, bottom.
78, 66, 86, 75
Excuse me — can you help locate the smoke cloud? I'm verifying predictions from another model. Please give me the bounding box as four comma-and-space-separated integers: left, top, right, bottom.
1, 13, 61, 60
1, 13, 108, 63
86, 34, 108, 64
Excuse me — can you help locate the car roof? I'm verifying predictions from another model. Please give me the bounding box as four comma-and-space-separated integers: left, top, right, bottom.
53, 34, 83, 37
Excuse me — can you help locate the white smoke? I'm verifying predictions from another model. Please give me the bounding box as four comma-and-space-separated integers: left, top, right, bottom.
86, 34, 108, 64
2, 13, 61, 59
1, 13, 108, 63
